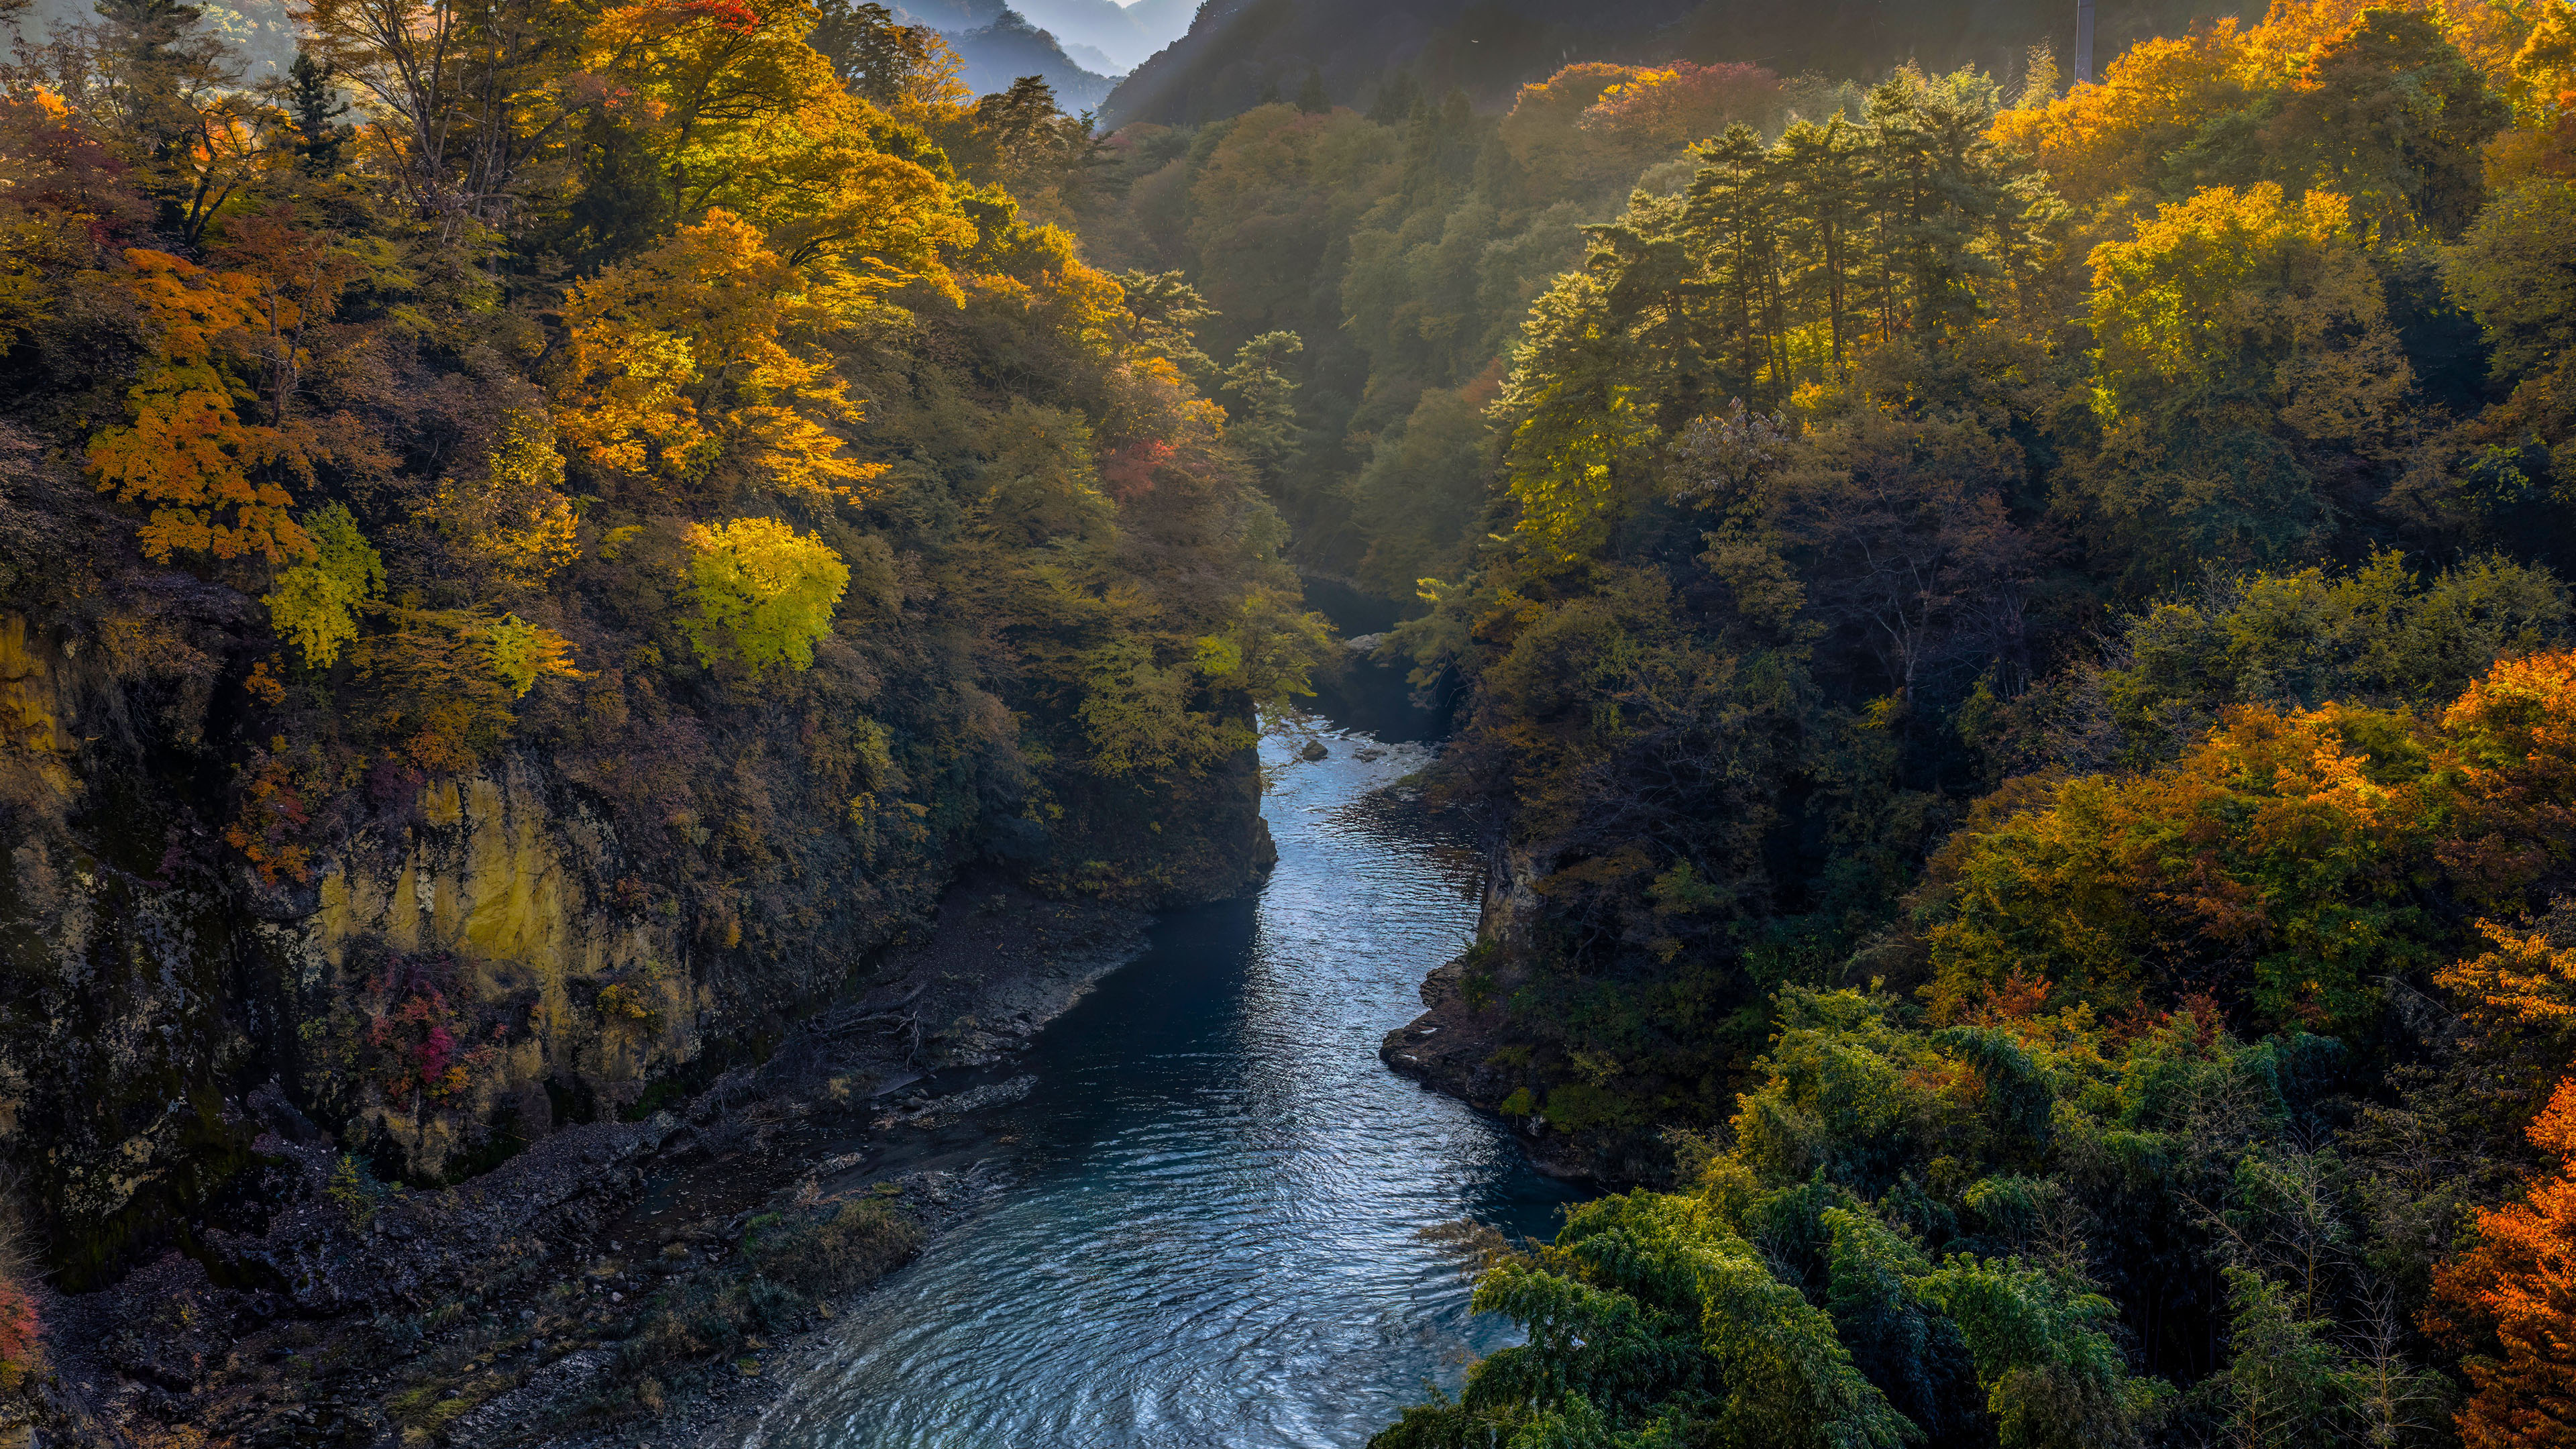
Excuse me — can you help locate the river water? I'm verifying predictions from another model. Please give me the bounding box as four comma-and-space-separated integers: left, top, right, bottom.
745, 707, 1585, 1448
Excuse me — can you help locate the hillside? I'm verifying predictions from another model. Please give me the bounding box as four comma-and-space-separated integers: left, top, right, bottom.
1102, 0, 2228, 126
888, 0, 1120, 103
0, 0, 1315, 1364
1065, 0, 2576, 1441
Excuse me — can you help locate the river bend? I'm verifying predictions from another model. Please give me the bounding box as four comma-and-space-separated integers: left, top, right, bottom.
747, 717, 1582, 1448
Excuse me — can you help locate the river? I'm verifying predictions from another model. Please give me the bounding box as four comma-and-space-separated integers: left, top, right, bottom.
742, 691, 1585, 1447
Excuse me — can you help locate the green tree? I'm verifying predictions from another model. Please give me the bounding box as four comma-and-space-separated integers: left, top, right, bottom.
1915, 1254, 2171, 1449
1221, 331, 1307, 481
1295, 67, 1329, 116
281, 50, 350, 174
2218, 1266, 2351, 1449
2098, 551, 2567, 763
2450, 179, 2576, 386
1349, 386, 1492, 596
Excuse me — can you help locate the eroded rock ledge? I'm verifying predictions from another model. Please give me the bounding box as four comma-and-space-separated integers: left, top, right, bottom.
37, 880, 1152, 1447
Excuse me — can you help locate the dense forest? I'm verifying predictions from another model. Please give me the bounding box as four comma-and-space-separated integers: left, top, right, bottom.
9, 0, 2576, 1440
0, 0, 1330, 1426
1151, 1, 2576, 1444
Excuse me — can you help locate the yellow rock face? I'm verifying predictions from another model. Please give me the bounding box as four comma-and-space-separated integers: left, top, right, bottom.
0, 614, 76, 806
0, 614, 62, 755
295, 757, 695, 1177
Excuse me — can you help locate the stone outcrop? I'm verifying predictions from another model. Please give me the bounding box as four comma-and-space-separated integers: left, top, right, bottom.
0, 603, 1270, 1280
264, 757, 694, 1180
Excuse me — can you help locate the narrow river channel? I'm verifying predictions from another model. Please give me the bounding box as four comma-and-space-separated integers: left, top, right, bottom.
745, 702, 1586, 1447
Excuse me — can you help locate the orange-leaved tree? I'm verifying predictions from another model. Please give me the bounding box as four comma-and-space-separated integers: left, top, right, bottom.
1580, 61, 1780, 153
88, 248, 316, 564
2434, 650, 2576, 911
2431, 1075, 2576, 1447
553, 210, 885, 505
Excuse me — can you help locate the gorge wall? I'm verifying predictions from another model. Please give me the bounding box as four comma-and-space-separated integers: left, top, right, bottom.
0, 605, 1271, 1285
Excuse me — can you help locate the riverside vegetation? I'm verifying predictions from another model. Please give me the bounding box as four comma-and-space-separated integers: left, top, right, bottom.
0, 0, 1325, 1436
11, 0, 2576, 1444
1081, 2, 2576, 1445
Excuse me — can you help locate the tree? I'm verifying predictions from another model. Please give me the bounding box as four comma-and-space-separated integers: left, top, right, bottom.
415, 409, 580, 602
1686, 123, 1784, 402
89, 249, 315, 564
1773, 115, 1868, 378
1770, 405, 2029, 706
1294, 67, 1327, 116
2075, 182, 2410, 576
577, 0, 972, 273
1385, 1189, 1915, 1449
680, 516, 849, 674
1915, 1253, 2171, 1449
1582, 61, 1779, 154
265, 502, 383, 667
1987, 23, 2254, 209
808, 0, 963, 107
1076, 637, 1248, 778
2098, 550, 2568, 762
300, 0, 573, 233
280, 49, 350, 174
1921, 698, 2433, 1030
2431, 1077, 2576, 1448
1350, 386, 1492, 597
1110, 269, 1216, 378
1220, 330, 1305, 482
2265, 7, 2507, 239
2451, 179, 2576, 388
2219, 1266, 2351, 1449
552, 211, 885, 507
70, 0, 283, 244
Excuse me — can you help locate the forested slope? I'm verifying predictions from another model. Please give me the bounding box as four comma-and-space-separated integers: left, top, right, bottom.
1067, 0, 2576, 1442
0, 0, 1319, 1366
1099, 0, 2218, 129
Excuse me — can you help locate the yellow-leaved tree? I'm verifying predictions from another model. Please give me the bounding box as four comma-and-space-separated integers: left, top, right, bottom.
578, 0, 975, 280
680, 516, 849, 674
2074, 182, 2413, 572
2087, 183, 2404, 431
1077, 638, 1250, 778
264, 502, 384, 667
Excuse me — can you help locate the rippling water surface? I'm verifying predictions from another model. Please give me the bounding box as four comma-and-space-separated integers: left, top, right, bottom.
749, 716, 1585, 1448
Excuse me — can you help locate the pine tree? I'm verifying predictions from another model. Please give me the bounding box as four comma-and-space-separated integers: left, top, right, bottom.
1295, 67, 1328, 115
284, 50, 349, 174
1366, 68, 1416, 125
1772, 115, 1868, 380
1685, 124, 1780, 405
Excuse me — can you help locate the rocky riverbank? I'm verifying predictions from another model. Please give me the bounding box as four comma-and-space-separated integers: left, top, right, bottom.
32, 879, 1157, 1448
1375, 839, 1623, 1183
1377, 954, 1596, 1182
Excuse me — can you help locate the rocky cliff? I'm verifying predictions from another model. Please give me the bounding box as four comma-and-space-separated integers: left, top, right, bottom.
0, 602, 1272, 1289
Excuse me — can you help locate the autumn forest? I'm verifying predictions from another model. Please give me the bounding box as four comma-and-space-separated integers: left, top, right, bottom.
5, 0, 2576, 1441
